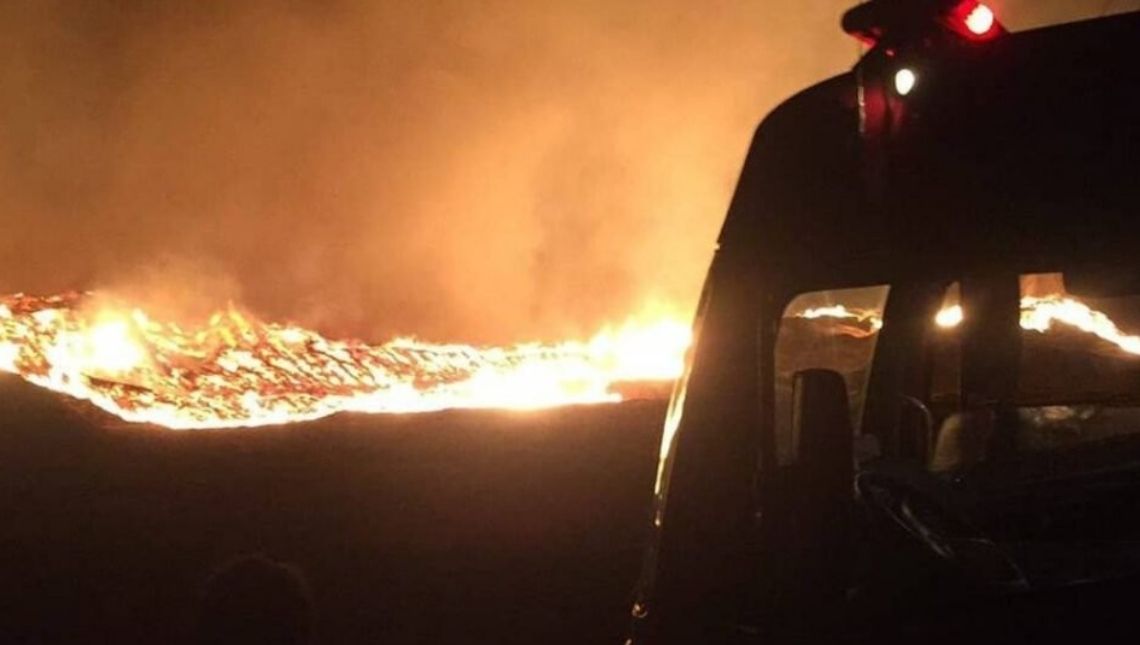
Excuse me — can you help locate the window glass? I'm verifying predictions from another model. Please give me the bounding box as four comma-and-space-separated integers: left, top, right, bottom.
926, 272, 1140, 470
1016, 272, 1140, 452
774, 285, 889, 465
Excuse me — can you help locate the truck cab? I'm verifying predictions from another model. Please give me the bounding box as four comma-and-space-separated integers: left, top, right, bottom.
630, 2, 1140, 642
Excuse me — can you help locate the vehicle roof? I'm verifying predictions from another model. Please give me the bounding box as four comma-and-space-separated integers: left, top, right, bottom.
720, 11, 1140, 294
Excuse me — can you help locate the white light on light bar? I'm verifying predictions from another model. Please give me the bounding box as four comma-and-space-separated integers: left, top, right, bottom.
894, 68, 917, 96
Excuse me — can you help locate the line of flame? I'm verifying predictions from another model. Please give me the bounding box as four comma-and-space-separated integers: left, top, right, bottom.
2, 291, 1137, 430
0, 293, 691, 430
812, 296, 1140, 356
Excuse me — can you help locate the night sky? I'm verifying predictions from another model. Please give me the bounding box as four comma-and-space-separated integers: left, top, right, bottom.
0, 0, 1132, 343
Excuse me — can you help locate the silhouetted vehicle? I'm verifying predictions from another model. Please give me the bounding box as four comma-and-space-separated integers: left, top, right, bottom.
629, 1, 1140, 642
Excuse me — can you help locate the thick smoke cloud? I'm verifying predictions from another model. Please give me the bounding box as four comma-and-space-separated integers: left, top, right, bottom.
0, 0, 1131, 342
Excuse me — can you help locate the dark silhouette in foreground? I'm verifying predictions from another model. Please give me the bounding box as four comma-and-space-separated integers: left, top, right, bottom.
198, 554, 313, 645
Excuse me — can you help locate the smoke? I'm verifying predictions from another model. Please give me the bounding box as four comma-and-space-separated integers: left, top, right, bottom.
0, 0, 1128, 343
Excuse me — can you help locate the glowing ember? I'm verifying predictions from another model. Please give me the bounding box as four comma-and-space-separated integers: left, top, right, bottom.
0, 292, 691, 429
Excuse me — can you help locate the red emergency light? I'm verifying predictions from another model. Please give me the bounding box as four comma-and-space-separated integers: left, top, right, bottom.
966, 4, 996, 35
842, 0, 1005, 46
946, 1, 1000, 39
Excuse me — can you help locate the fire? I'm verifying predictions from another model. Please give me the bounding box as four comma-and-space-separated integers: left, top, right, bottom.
3, 288, 1136, 431
802, 295, 1140, 357
0, 292, 691, 429
1016, 296, 1140, 355
798, 304, 885, 338
933, 295, 1140, 356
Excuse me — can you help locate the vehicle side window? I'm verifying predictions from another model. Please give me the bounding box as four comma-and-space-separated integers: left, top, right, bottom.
1016, 272, 1140, 452
926, 272, 1140, 471
774, 285, 889, 466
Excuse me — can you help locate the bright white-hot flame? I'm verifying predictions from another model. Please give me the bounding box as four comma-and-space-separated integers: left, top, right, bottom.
587, 319, 692, 382
84, 317, 147, 374
0, 342, 17, 372
801, 305, 852, 320
799, 304, 884, 336
1018, 296, 1140, 355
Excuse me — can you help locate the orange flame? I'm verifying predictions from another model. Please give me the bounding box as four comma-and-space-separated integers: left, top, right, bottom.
932, 296, 1140, 355
0, 292, 690, 429
4, 289, 1137, 430
804, 295, 1140, 357
799, 304, 884, 338
1016, 296, 1140, 355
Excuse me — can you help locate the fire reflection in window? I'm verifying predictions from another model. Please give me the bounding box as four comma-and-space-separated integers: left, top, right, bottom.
774, 285, 889, 466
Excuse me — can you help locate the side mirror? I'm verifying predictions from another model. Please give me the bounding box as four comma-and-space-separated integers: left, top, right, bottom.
793, 368, 854, 493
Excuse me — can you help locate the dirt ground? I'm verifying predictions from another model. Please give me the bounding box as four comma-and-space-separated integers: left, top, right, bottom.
0, 375, 666, 644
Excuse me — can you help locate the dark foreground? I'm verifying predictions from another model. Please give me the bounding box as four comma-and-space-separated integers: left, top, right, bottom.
0, 376, 665, 644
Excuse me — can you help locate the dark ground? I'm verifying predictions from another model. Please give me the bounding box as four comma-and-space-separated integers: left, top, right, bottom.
0, 375, 666, 644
